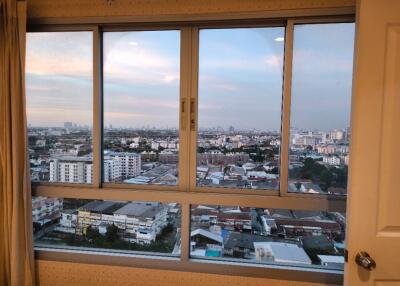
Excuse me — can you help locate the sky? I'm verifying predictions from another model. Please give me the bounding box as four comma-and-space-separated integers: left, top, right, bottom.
26, 23, 355, 131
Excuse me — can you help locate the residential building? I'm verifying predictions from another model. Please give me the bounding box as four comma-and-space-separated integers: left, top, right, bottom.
32, 197, 63, 226
49, 156, 93, 184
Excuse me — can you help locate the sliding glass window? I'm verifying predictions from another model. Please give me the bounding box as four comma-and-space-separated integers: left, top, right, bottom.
190, 204, 345, 270
33, 197, 181, 256
196, 28, 285, 191
288, 23, 355, 195
103, 31, 181, 186
26, 32, 93, 184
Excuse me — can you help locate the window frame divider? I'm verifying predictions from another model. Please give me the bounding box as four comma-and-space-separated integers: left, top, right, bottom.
279, 20, 294, 197
31, 185, 346, 213
188, 26, 199, 193
179, 26, 193, 193
93, 26, 103, 188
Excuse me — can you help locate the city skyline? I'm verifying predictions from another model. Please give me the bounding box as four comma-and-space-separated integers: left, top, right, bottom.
28, 123, 349, 134
26, 24, 354, 130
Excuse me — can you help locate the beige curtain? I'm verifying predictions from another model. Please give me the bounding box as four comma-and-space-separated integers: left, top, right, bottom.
0, 0, 36, 285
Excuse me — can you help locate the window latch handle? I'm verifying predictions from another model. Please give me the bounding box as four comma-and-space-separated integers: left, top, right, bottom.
190, 99, 196, 131
181, 99, 187, 131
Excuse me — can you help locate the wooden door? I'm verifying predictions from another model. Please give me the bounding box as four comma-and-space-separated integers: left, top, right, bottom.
346, 0, 400, 285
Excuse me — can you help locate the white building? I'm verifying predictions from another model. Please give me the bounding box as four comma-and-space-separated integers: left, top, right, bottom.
103, 152, 141, 182
323, 155, 341, 166
49, 156, 93, 184
32, 197, 63, 226
55, 209, 78, 233
129, 142, 139, 148
71, 201, 168, 244
330, 130, 345, 141
342, 154, 350, 165
318, 255, 345, 268
114, 202, 168, 244
254, 242, 312, 265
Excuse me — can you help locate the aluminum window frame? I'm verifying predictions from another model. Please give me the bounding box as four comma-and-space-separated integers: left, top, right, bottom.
28, 14, 354, 285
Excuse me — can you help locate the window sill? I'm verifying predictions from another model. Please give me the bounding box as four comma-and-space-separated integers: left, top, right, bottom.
35, 248, 343, 285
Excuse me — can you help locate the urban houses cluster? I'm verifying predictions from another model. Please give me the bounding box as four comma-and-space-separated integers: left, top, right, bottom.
28, 124, 349, 267
31, 196, 345, 268
190, 204, 345, 268
32, 196, 181, 253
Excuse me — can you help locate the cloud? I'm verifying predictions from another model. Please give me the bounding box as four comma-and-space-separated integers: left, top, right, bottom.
105, 94, 179, 110
264, 55, 282, 67
163, 74, 180, 83
103, 46, 180, 85
199, 75, 241, 92
105, 111, 158, 119
26, 56, 92, 77
26, 85, 58, 92
293, 49, 353, 74
26, 32, 93, 77
198, 103, 223, 111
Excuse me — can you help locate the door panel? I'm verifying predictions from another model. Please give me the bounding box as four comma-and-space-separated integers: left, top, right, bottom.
376, 25, 400, 235
375, 283, 400, 286
346, 0, 400, 285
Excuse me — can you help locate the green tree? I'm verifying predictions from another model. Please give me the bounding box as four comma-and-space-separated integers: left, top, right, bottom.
106, 224, 119, 242
86, 226, 100, 241
270, 167, 279, 174
320, 169, 333, 189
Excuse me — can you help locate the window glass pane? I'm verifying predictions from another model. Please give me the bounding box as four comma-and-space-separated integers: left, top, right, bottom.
26, 32, 93, 184
197, 28, 285, 190
190, 204, 345, 270
32, 197, 181, 256
288, 23, 355, 195
103, 31, 180, 185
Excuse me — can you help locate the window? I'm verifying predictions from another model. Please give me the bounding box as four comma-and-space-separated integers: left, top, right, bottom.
26, 32, 93, 184
190, 204, 345, 270
33, 197, 181, 256
288, 23, 354, 195
103, 31, 181, 185
197, 28, 284, 190
27, 19, 354, 284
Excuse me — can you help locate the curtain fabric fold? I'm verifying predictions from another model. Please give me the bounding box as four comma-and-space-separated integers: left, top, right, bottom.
0, 0, 36, 285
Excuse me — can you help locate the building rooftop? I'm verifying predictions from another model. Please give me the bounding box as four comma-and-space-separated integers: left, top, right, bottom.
275, 218, 341, 231
79, 201, 125, 214
224, 232, 294, 250
104, 151, 140, 157
51, 155, 92, 163
114, 202, 163, 219
302, 235, 335, 251
191, 229, 223, 244
292, 210, 324, 219
62, 209, 77, 215
124, 176, 153, 184
254, 242, 312, 265
317, 255, 345, 264
269, 209, 293, 219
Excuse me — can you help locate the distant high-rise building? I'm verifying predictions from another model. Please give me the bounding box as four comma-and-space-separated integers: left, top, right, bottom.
323, 155, 341, 166
330, 129, 344, 141
64, 122, 73, 129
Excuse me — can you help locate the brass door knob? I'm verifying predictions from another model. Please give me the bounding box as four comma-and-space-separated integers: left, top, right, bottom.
355, 251, 376, 271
